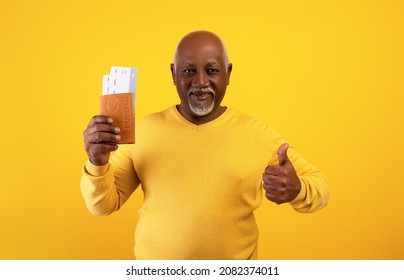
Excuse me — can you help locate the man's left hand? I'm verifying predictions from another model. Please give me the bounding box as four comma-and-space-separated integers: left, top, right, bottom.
263, 143, 301, 204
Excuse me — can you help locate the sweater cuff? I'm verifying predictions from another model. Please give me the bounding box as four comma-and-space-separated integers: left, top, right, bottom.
290, 178, 306, 205
84, 160, 110, 177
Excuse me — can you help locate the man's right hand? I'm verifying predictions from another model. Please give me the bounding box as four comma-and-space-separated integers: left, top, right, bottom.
83, 115, 121, 166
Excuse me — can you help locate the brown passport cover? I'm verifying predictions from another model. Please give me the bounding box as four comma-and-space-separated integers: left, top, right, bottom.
100, 92, 134, 144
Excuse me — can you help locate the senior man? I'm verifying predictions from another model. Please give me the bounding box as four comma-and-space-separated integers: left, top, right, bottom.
81, 30, 329, 259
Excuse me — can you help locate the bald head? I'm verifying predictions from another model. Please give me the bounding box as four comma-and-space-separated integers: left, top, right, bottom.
173, 31, 229, 65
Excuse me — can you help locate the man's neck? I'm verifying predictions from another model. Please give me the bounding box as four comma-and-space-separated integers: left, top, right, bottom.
176, 105, 227, 125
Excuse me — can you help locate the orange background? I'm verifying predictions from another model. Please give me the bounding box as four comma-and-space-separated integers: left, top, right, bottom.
0, 0, 403, 259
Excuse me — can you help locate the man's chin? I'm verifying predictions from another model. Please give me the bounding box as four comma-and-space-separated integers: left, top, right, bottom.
189, 103, 215, 117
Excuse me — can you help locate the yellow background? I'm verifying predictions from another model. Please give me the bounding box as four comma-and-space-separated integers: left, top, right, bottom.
1, 0, 403, 259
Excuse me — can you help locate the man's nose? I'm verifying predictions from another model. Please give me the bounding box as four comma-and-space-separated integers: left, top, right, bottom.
192, 71, 209, 87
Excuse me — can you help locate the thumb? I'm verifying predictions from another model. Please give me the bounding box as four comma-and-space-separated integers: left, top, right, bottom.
277, 143, 290, 166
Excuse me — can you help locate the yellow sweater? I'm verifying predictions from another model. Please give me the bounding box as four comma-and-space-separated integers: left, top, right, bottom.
81, 106, 329, 259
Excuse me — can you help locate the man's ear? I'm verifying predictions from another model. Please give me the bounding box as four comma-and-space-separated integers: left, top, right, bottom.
170, 63, 176, 85
226, 63, 233, 85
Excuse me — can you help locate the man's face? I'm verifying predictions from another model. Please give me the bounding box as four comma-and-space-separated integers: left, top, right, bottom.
171, 33, 232, 124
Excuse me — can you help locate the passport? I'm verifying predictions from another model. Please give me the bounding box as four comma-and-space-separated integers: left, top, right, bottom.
100, 92, 134, 144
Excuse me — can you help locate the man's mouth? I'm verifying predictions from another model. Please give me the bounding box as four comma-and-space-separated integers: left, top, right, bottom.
192, 92, 212, 101
188, 87, 215, 101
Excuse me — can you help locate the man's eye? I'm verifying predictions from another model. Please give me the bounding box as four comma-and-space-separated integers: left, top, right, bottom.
207, 68, 218, 73
183, 69, 194, 73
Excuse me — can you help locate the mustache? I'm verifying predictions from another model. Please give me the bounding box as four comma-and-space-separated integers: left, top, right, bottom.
188, 87, 215, 96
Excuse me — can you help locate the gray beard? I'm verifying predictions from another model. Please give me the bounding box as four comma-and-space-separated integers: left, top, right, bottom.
189, 99, 215, 116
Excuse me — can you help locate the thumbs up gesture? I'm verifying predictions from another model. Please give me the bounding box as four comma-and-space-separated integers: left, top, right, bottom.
263, 143, 302, 204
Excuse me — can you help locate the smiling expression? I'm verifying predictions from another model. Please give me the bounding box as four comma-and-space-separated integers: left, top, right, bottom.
171, 31, 232, 125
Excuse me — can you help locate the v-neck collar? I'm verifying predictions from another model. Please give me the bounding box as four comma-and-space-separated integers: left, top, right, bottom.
170, 105, 232, 131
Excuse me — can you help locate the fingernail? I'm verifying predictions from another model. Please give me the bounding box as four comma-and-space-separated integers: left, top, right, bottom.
116, 135, 121, 141
115, 127, 120, 133
107, 118, 113, 123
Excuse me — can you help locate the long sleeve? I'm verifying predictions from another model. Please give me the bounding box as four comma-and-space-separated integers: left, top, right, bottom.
287, 146, 329, 213
267, 128, 329, 213
80, 144, 140, 216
